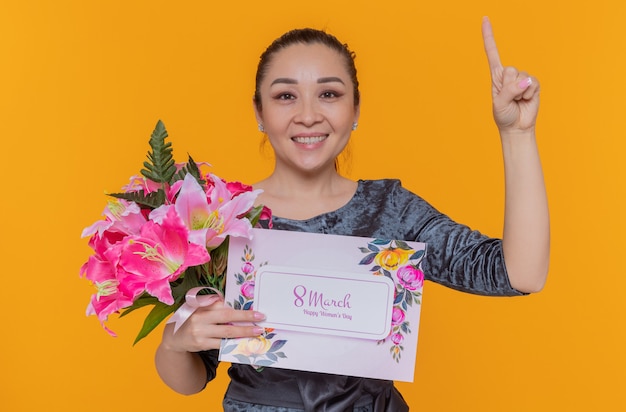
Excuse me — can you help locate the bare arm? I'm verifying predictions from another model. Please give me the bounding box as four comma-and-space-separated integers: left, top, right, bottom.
155, 302, 265, 395
482, 17, 550, 293
155, 334, 209, 395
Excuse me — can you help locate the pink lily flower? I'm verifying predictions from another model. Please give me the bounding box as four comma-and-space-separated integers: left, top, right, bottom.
119, 206, 210, 305
81, 199, 146, 239
85, 228, 126, 257
81, 242, 135, 337
166, 174, 262, 250
122, 175, 184, 204
121, 175, 155, 193
226, 181, 254, 197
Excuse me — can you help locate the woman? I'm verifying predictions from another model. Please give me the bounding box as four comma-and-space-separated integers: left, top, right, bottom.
155, 17, 549, 411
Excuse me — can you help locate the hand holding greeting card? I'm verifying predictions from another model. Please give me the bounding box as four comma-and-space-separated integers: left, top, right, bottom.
219, 228, 426, 382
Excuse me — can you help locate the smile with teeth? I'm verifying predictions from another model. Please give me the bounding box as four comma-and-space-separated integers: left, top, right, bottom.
292, 135, 328, 144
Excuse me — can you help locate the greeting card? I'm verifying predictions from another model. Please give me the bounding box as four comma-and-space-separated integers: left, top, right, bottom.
219, 228, 426, 382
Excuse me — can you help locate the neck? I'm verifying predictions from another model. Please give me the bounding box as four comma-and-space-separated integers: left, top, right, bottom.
253, 168, 357, 220
260, 168, 345, 195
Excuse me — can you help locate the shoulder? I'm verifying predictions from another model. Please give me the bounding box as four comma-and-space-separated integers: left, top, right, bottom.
358, 179, 424, 203
358, 178, 403, 194
355, 179, 438, 221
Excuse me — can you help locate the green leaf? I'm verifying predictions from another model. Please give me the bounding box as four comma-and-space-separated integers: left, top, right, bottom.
245, 205, 264, 227
233, 354, 253, 364
371, 239, 391, 246
409, 249, 425, 260
108, 189, 166, 209
404, 290, 413, 307
133, 301, 179, 345
395, 240, 412, 250
254, 360, 275, 367
268, 340, 287, 352
119, 294, 160, 317
171, 154, 206, 187
367, 243, 380, 252
140, 120, 177, 184
171, 267, 203, 302
394, 290, 404, 304
221, 344, 237, 355
359, 253, 377, 265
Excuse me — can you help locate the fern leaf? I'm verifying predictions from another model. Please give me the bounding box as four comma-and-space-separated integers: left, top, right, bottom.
171, 154, 206, 187
108, 189, 166, 208
140, 120, 177, 183
185, 154, 203, 178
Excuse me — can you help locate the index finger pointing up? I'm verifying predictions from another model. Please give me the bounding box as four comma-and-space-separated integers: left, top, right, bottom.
482, 16, 503, 73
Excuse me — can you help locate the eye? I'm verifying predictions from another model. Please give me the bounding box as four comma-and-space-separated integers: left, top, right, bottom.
274, 93, 295, 100
320, 90, 345, 101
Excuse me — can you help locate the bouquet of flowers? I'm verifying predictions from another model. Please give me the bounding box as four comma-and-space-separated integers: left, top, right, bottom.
80, 120, 270, 344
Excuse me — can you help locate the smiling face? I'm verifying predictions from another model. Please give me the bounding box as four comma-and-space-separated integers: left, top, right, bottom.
254, 42, 360, 176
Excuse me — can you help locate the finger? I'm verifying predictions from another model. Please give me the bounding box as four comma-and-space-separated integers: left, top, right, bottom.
511, 70, 536, 100
194, 324, 266, 351
211, 323, 265, 339
174, 314, 265, 350
482, 16, 503, 73
198, 304, 265, 324
502, 66, 519, 86
521, 76, 539, 100
497, 72, 533, 104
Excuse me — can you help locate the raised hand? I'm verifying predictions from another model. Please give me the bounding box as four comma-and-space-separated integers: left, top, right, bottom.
482, 16, 540, 134
480, 19, 549, 294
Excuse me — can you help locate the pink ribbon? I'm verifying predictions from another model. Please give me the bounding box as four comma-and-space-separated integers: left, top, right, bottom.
167, 286, 224, 333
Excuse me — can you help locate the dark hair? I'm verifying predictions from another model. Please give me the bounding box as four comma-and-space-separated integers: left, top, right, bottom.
253, 28, 360, 111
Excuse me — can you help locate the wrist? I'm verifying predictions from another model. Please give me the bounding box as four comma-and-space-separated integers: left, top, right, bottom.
159, 324, 191, 354
499, 127, 536, 142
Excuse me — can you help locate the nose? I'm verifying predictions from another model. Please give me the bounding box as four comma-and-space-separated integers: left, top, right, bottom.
294, 96, 323, 126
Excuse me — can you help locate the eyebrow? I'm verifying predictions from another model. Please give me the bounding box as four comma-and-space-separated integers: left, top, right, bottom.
270, 77, 345, 86
318, 77, 345, 85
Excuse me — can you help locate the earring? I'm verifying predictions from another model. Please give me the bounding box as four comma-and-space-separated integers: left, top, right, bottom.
352, 122, 358, 131
258, 123, 264, 132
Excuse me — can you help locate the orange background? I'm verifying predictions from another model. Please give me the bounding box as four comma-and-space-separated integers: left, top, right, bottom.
1, 1, 625, 411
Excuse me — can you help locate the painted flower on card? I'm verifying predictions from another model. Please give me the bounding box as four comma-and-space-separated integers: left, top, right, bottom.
396, 265, 424, 291
374, 247, 413, 271
240, 281, 255, 299
234, 336, 272, 357
390, 333, 404, 346
221, 327, 287, 369
241, 261, 254, 274
391, 307, 406, 325
358, 238, 425, 363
